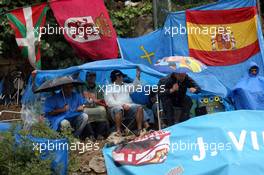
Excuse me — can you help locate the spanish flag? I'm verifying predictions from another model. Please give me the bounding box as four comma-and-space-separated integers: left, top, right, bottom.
186, 7, 260, 66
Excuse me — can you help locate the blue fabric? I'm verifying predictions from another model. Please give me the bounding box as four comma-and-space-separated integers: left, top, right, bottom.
130, 90, 150, 105
44, 91, 84, 130
0, 123, 68, 175
167, 0, 263, 90
118, 30, 164, 67
118, 0, 264, 97
35, 59, 166, 87
0, 122, 11, 132
21, 76, 43, 105
188, 72, 228, 97
0, 79, 3, 96
103, 110, 264, 175
229, 62, 264, 110
32, 60, 166, 130
21, 76, 35, 104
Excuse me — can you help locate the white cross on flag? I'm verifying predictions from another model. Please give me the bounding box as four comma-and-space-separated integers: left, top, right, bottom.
6, 3, 48, 69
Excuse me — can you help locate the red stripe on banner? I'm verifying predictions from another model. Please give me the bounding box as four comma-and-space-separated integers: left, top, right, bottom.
189, 40, 260, 66
32, 3, 47, 27
186, 7, 257, 24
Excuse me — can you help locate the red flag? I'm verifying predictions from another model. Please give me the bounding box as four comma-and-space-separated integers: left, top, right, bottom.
50, 0, 118, 60
186, 7, 259, 66
6, 3, 48, 69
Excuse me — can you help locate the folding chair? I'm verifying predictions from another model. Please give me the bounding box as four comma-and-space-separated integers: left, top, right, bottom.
106, 108, 137, 136
155, 94, 183, 129
155, 93, 167, 130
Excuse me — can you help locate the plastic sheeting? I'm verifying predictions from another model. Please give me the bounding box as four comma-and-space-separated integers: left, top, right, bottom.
229, 62, 264, 109
103, 110, 264, 175
34, 59, 166, 88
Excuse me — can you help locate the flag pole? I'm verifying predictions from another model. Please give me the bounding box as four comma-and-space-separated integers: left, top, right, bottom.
153, 0, 158, 30
167, 0, 172, 12
257, 0, 263, 31
116, 38, 125, 64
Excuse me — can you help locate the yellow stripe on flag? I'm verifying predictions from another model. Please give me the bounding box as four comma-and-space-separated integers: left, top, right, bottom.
187, 16, 258, 51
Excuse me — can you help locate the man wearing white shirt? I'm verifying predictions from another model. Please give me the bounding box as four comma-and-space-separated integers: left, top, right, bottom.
104, 69, 150, 135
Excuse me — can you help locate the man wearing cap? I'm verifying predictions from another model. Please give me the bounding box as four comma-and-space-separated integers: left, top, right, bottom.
104, 68, 150, 136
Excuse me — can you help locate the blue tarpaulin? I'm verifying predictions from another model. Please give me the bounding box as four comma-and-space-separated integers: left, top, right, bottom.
33, 59, 227, 97
118, 0, 264, 96
103, 110, 264, 175
229, 62, 264, 110
0, 122, 11, 132
34, 59, 166, 88
0, 122, 68, 175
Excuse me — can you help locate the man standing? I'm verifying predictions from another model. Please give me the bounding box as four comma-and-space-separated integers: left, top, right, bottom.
104, 68, 150, 136
44, 83, 88, 137
159, 73, 200, 126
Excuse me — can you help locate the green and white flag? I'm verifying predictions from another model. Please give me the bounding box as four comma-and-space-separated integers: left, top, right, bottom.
6, 3, 48, 69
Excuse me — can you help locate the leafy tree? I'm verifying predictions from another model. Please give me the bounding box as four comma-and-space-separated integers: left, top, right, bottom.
109, 0, 152, 37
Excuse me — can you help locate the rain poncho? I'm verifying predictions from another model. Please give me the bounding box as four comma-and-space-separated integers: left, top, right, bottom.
44, 91, 85, 130
230, 62, 264, 110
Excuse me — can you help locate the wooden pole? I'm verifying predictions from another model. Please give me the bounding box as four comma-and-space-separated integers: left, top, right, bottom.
257, 0, 263, 31
153, 0, 158, 30
167, 0, 172, 12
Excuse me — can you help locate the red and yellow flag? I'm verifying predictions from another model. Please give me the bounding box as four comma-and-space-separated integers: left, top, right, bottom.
186, 7, 260, 66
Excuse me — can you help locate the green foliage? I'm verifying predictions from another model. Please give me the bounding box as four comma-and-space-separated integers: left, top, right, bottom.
0, 121, 81, 174
109, 1, 152, 37
171, 0, 216, 11
0, 124, 52, 175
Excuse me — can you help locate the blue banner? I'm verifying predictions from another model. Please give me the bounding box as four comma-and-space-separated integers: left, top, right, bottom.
118, 29, 164, 67
118, 0, 264, 93
103, 110, 264, 175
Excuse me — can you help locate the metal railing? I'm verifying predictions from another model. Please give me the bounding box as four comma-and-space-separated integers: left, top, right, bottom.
0, 110, 22, 122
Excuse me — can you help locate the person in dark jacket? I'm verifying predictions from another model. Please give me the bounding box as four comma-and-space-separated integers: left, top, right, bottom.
158, 73, 201, 126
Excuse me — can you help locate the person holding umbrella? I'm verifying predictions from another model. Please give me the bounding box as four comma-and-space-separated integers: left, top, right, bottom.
158, 73, 201, 126
43, 81, 89, 138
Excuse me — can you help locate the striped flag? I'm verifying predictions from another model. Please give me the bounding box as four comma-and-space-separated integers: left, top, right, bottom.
6, 3, 48, 69
186, 7, 260, 66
